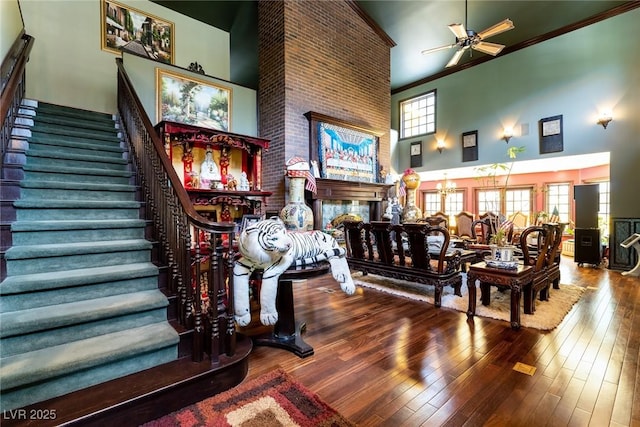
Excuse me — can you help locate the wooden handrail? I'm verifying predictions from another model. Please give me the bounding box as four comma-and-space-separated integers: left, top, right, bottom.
1, 30, 34, 175
115, 58, 237, 363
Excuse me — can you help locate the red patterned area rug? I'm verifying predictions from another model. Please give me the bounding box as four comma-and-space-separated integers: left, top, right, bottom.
141, 369, 355, 427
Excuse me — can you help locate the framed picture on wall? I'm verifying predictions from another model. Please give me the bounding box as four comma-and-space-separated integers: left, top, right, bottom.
539, 115, 563, 154
305, 111, 381, 184
156, 69, 231, 131
462, 130, 478, 162
101, 0, 174, 64
410, 141, 422, 168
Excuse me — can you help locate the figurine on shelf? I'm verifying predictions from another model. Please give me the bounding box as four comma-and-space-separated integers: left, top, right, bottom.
239, 171, 250, 191
385, 170, 395, 185
383, 197, 393, 220
220, 205, 232, 222
390, 196, 402, 225
200, 148, 221, 189
226, 174, 237, 191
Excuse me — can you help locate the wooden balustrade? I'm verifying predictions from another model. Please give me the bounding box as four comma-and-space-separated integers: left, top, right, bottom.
116, 58, 237, 363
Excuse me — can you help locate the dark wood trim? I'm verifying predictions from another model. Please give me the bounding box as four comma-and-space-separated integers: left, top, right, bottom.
392, 1, 640, 94
344, 0, 396, 47
304, 111, 385, 137
306, 178, 392, 229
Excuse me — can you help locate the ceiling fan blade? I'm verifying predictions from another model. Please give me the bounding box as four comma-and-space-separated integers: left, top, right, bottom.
448, 23, 468, 40
421, 44, 456, 55
473, 41, 506, 56
446, 49, 466, 68
477, 19, 514, 40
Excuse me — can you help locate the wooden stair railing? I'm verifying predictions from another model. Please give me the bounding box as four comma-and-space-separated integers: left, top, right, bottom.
1, 30, 34, 177
115, 58, 237, 364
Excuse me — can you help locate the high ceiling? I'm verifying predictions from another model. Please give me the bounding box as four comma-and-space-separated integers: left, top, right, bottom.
153, 1, 632, 91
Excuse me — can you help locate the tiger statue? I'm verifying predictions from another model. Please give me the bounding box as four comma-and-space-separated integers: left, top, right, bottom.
233, 217, 355, 326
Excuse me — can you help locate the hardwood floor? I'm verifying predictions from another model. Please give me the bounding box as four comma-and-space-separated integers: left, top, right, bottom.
241, 256, 640, 426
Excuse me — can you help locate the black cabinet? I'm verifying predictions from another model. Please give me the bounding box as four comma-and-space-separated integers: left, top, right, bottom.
574, 184, 599, 229
575, 228, 601, 266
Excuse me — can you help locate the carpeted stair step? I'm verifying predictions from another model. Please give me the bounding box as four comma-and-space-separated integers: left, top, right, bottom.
30, 116, 119, 140
18, 181, 136, 202
29, 127, 121, 146
27, 133, 125, 157
10, 219, 145, 245
1, 304, 169, 358
0, 262, 159, 311
4, 239, 153, 275
31, 113, 119, 135
25, 147, 128, 170
35, 102, 115, 123
22, 163, 133, 185
0, 322, 179, 412
14, 199, 141, 221
0, 289, 168, 339
29, 123, 121, 143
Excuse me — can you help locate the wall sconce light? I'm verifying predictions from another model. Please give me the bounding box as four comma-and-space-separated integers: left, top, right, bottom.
597, 112, 613, 129
436, 139, 446, 153
502, 127, 514, 143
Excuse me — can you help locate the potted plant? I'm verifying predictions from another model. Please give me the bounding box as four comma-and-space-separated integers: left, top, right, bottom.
474, 146, 526, 262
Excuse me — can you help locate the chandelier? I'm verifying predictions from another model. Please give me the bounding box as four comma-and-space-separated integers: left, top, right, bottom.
436, 174, 457, 195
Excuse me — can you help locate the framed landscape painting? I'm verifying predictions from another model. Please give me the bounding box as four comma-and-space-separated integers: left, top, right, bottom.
157, 69, 231, 131
101, 0, 174, 64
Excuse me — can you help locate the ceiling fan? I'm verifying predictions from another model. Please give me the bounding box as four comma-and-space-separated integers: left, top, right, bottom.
421, 0, 514, 68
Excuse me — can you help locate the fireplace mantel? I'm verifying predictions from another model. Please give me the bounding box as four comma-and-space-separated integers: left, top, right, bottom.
306, 178, 392, 229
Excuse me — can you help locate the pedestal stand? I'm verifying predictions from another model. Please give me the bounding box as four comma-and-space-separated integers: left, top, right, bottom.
621, 233, 640, 277
252, 263, 329, 358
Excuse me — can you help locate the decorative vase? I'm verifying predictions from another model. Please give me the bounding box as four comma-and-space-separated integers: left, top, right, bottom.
490, 244, 516, 261
280, 175, 314, 231
401, 170, 422, 222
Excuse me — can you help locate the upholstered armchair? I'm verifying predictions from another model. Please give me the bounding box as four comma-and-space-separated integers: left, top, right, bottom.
454, 211, 475, 240
422, 211, 448, 229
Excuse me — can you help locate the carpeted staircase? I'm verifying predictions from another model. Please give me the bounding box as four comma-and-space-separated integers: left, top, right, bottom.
0, 102, 179, 412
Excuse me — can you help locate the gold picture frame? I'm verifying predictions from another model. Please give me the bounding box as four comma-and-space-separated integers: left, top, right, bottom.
156, 69, 232, 131
101, 0, 174, 64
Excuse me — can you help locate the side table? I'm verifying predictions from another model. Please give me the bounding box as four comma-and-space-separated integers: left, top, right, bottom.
466, 262, 533, 329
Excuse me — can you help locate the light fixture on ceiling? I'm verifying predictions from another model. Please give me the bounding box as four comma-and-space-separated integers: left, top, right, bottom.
502, 127, 514, 143
436, 139, 446, 153
597, 111, 613, 129
421, 0, 514, 68
436, 173, 457, 195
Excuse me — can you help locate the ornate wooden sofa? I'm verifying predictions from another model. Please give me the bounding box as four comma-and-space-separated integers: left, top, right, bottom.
342, 220, 466, 307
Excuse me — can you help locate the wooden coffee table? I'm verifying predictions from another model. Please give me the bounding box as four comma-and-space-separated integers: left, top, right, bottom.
466, 261, 533, 329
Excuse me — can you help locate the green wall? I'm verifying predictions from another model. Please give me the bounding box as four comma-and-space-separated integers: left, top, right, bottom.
391, 9, 640, 219
16, 0, 230, 115
122, 53, 258, 136
7, 0, 258, 136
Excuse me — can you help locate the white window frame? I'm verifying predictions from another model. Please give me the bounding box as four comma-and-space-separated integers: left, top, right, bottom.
546, 183, 571, 223
400, 90, 436, 139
